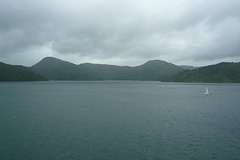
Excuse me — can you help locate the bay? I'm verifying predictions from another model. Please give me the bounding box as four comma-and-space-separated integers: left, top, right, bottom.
0, 81, 240, 160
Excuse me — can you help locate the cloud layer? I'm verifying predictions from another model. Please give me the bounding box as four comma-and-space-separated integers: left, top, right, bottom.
1, 0, 240, 66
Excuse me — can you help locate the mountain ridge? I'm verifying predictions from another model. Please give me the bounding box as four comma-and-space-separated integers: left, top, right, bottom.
31, 57, 184, 81
2, 57, 239, 82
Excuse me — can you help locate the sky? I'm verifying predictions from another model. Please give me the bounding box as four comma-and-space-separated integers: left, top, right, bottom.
0, 0, 240, 67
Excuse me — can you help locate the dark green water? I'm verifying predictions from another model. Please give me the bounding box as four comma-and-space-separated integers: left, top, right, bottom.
0, 81, 240, 160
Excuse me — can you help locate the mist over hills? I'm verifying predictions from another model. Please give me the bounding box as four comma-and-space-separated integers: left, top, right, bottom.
180, 65, 197, 70
31, 57, 184, 81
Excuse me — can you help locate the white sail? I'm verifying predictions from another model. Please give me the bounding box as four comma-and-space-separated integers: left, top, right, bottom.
204, 88, 210, 95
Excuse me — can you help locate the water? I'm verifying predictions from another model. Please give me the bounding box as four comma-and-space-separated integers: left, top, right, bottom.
0, 81, 240, 160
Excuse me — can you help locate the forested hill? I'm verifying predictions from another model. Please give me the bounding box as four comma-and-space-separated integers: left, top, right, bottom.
31, 57, 184, 81
2, 57, 240, 82
0, 62, 48, 81
165, 62, 240, 83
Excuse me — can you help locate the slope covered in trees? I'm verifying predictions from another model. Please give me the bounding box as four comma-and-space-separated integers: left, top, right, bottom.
0, 62, 48, 81
165, 62, 240, 83
31, 57, 184, 81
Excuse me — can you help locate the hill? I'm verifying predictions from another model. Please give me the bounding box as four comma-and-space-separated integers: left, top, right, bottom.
31, 57, 82, 80
133, 60, 185, 80
0, 62, 48, 81
31, 57, 184, 81
165, 62, 240, 83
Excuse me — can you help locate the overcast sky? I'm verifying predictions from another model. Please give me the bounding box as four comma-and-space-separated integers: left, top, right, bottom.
0, 0, 240, 67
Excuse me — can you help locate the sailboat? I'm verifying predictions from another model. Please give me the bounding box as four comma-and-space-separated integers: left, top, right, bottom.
204, 88, 211, 95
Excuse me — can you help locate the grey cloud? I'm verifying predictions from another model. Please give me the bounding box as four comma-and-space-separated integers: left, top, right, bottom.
0, 0, 240, 66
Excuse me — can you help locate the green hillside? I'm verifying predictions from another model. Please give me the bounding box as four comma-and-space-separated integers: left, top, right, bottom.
0, 62, 48, 81
165, 62, 240, 83
4, 57, 239, 82
31, 57, 184, 81
133, 60, 184, 80
31, 57, 82, 80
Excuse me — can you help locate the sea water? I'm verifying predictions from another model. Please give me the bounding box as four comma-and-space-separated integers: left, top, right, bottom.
0, 81, 240, 160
